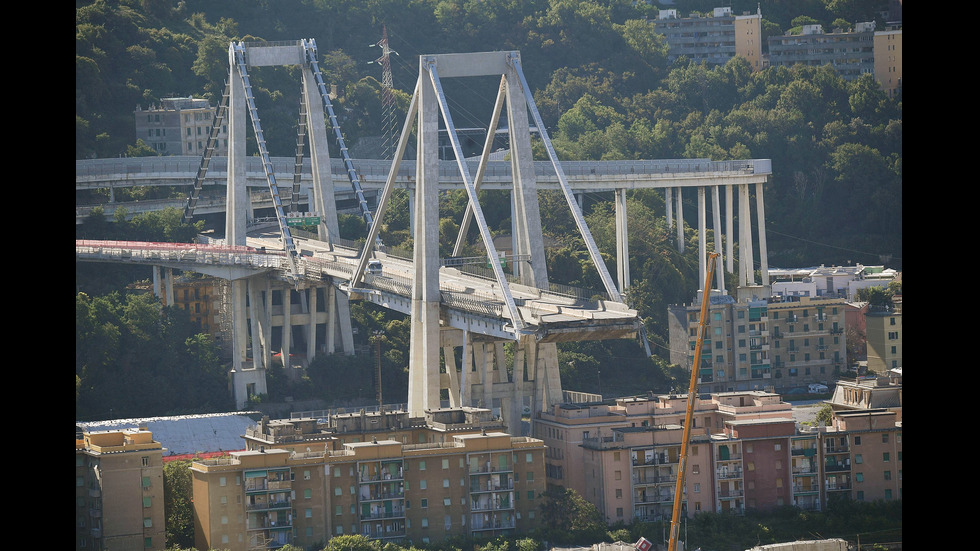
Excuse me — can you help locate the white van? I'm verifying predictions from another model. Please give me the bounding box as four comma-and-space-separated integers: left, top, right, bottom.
808, 383, 829, 394
366, 259, 383, 275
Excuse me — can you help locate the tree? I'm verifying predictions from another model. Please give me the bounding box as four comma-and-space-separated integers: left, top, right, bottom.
537, 487, 606, 544
164, 460, 195, 548
324, 534, 380, 551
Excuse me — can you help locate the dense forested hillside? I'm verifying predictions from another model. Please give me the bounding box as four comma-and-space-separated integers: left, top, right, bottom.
76, 0, 901, 413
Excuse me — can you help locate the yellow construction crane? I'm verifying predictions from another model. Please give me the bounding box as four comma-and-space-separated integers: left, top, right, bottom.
668, 252, 719, 551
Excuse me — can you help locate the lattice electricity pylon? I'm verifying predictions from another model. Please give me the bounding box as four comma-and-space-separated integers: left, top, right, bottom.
369, 25, 399, 160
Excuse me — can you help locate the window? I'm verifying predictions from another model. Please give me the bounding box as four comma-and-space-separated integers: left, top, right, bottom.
884, 471, 891, 481
419, 460, 426, 471
421, 517, 429, 528
421, 498, 428, 508
528, 490, 535, 500
419, 480, 427, 490
616, 507, 624, 517
855, 473, 864, 483
883, 452, 890, 462
615, 489, 622, 498
335, 487, 342, 496
442, 459, 449, 469
142, 456, 149, 467
443, 478, 450, 488
144, 496, 152, 508
444, 497, 451, 506
143, 517, 153, 528
304, 488, 312, 499
306, 508, 313, 518
336, 505, 342, 516
304, 470, 311, 480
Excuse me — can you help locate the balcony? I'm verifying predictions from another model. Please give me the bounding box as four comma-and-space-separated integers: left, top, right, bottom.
716, 469, 743, 480
246, 498, 292, 512
360, 509, 406, 521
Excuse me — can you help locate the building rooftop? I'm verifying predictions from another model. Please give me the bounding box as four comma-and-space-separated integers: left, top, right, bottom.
77, 412, 259, 457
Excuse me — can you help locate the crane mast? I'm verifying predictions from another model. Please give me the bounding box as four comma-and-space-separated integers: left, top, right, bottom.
668, 252, 719, 551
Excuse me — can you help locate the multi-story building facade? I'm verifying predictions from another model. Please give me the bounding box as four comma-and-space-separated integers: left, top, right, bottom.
768, 22, 903, 96
134, 97, 229, 156
535, 391, 902, 523
668, 291, 847, 393
828, 372, 902, 423
865, 308, 901, 373
874, 28, 903, 98
767, 296, 848, 387
172, 276, 223, 337
75, 427, 167, 551
653, 7, 764, 70
190, 407, 546, 551
768, 22, 877, 80
534, 391, 795, 523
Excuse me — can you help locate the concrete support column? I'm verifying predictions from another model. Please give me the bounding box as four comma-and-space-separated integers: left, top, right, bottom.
713, 186, 725, 293
755, 183, 769, 287
262, 277, 273, 370
504, 63, 549, 290
301, 69, 340, 247
326, 285, 336, 354
151, 266, 174, 307
407, 61, 443, 417
675, 187, 684, 253
615, 189, 630, 293
307, 286, 318, 361
726, 185, 735, 275
698, 186, 707, 290
282, 286, 292, 369
665, 187, 674, 233
248, 278, 263, 369
739, 184, 754, 286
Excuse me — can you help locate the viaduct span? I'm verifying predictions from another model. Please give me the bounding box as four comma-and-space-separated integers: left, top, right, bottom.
76, 43, 772, 435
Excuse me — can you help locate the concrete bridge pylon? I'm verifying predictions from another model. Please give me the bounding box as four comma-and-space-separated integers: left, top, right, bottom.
224, 39, 356, 408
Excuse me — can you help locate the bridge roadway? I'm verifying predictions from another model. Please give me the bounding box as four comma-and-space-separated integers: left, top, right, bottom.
75, 156, 772, 222
75, 231, 640, 343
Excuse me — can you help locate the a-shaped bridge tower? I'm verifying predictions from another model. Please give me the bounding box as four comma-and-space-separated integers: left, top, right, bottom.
347, 51, 640, 431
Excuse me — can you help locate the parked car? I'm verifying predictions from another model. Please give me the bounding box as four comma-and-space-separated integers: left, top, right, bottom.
808, 383, 829, 394
366, 259, 383, 275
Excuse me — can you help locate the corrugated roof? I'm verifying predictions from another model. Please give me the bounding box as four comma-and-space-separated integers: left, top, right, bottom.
77, 412, 260, 456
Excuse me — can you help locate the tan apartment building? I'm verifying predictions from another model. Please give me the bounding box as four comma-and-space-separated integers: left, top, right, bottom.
865, 309, 901, 373
134, 96, 228, 156
873, 29, 902, 98
668, 293, 846, 393
190, 407, 546, 551
75, 427, 167, 551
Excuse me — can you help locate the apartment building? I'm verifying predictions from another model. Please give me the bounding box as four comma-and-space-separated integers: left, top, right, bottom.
769, 264, 898, 302
865, 309, 901, 373
828, 373, 902, 423
190, 407, 546, 551
535, 391, 901, 522
134, 97, 228, 156
171, 276, 223, 337
874, 29, 903, 98
75, 427, 167, 551
767, 296, 848, 386
653, 7, 764, 70
534, 391, 794, 523
667, 290, 846, 393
